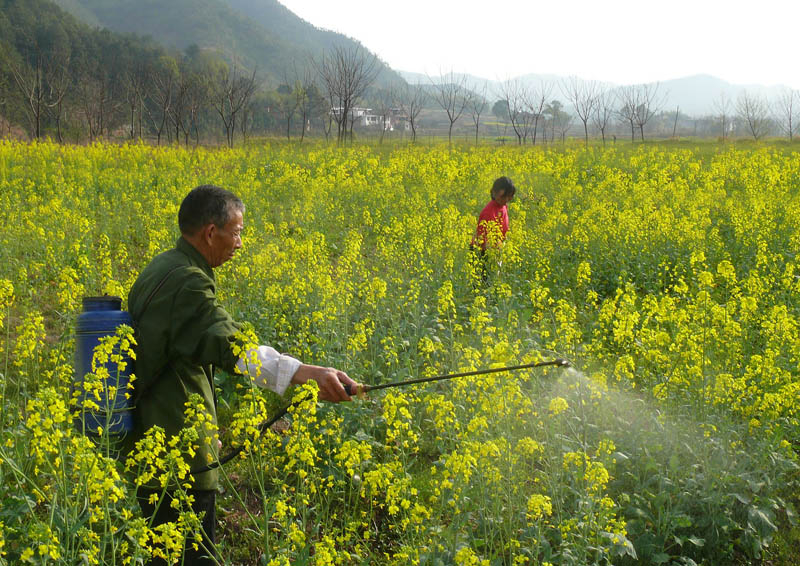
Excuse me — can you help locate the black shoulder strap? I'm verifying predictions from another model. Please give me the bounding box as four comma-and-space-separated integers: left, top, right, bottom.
137, 264, 183, 321
131, 264, 183, 404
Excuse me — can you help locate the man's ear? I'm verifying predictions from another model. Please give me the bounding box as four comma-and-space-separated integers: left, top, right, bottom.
200, 223, 216, 246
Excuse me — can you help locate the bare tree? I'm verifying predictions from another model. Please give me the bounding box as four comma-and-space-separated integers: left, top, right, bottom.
209, 60, 258, 148
168, 71, 191, 144
546, 100, 572, 143
313, 44, 379, 144
773, 87, 797, 141
76, 54, 123, 143
519, 105, 537, 143
592, 84, 615, 144
292, 81, 309, 141
42, 54, 70, 143
398, 82, 425, 142
236, 69, 259, 146
144, 56, 177, 145
2, 47, 47, 139
561, 76, 598, 145
525, 81, 553, 145
297, 63, 322, 142
737, 90, 770, 140
632, 83, 665, 141
712, 92, 732, 140
276, 81, 300, 141
615, 83, 665, 141
185, 67, 211, 146
177, 49, 220, 146
275, 61, 313, 141
166, 58, 213, 146
467, 83, 487, 144
372, 84, 396, 144
430, 70, 470, 145
123, 63, 148, 140
3, 21, 77, 140
555, 112, 573, 143
77, 76, 104, 141
239, 96, 257, 143
323, 110, 333, 142
616, 86, 637, 141
497, 78, 528, 144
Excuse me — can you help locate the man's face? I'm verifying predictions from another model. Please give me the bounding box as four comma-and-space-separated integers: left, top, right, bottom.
208, 209, 243, 268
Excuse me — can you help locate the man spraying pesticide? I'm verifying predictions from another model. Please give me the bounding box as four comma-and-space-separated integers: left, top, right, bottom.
74, 184, 568, 564
125, 185, 359, 565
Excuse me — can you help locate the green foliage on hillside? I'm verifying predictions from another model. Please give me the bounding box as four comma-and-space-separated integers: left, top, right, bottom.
57, 0, 285, 68
0, 0, 338, 144
0, 0, 412, 144
51, 0, 401, 83
42, 0, 101, 26
0, 0, 168, 139
224, 0, 360, 54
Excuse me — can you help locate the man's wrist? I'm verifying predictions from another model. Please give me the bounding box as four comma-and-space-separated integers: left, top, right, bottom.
291, 364, 312, 385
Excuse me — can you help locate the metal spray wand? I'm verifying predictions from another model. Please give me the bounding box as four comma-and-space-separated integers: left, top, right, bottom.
191, 358, 570, 474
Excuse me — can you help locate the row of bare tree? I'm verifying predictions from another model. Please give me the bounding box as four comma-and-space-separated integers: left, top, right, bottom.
1, 36, 448, 146
715, 89, 800, 141
4, 28, 799, 145
496, 77, 800, 144
0, 33, 264, 147
587, 81, 800, 143
0, 33, 397, 146
492, 78, 665, 145
417, 74, 668, 146
120, 55, 260, 148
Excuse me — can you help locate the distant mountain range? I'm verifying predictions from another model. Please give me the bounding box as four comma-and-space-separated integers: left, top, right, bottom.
44, 1, 792, 116
400, 71, 791, 117
50, 0, 401, 84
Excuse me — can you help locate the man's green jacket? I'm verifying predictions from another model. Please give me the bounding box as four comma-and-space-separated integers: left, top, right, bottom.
127, 237, 241, 490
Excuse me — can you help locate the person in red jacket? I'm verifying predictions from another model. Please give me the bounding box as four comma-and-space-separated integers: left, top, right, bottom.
471, 176, 516, 282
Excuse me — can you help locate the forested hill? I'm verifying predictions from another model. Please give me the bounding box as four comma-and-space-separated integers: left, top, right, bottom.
0, 0, 168, 139
223, 0, 359, 54
1, 0, 401, 145
50, 0, 401, 83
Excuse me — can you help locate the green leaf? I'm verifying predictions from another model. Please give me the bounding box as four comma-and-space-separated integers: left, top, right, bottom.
786, 505, 797, 527
674, 514, 693, 528
354, 429, 371, 441
612, 450, 629, 462
748, 507, 777, 538
732, 492, 751, 505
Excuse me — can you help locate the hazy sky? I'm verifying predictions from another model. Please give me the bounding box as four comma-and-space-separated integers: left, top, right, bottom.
278, 0, 800, 89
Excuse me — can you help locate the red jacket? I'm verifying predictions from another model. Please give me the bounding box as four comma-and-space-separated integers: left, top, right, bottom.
472, 200, 509, 250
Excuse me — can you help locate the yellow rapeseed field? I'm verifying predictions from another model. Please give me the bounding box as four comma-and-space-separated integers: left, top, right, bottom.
0, 139, 797, 565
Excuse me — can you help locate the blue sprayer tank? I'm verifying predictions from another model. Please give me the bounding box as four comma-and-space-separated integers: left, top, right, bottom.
74, 296, 134, 436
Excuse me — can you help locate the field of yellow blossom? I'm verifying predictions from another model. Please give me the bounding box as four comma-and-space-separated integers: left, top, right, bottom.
0, 139, 798, 565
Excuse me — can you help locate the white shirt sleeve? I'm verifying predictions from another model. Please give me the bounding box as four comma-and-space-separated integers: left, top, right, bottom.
235, 345, 302, 395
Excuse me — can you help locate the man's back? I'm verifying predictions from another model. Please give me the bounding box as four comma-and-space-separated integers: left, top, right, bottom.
127, 237, 240, 490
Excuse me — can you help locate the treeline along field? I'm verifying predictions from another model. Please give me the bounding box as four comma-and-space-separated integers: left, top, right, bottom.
0, 140, 798, 564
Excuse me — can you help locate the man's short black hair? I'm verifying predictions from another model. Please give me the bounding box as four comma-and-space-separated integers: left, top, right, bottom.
178, 185, 245, 235
491, 176, 516, 199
